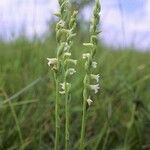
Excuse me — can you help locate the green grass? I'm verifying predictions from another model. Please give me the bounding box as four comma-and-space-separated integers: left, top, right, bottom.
0, 37, 150, 150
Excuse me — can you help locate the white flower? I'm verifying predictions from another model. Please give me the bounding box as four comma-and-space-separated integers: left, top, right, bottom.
83, 43, 94, 48
68, 68, 76, 75
59, 91, 65, 94
64, 52, 71, 57
59, 82, 70, 94
64, 43, 70, 51
87, 97, 93, 106
83, 43, 94, 46
91, 74, 100, 82
89, 84, 100, 94
92, 61, 97, 68
82, 53, 90, 59
60, 82, 65, 90
47, 58, 57, 66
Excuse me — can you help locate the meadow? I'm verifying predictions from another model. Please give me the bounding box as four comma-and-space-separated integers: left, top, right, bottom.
0, 35, 150, 150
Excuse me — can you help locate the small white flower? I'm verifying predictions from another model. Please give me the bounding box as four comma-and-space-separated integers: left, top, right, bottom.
47, 58, 57, 66
89, 84, 100, 94
68, 68, 76, 75
92, 61, 97, 68
59, 82, 71, 94
64, 52, 71, 57
60, 82, 65, 90
64, 43, 70, 51
83, 43, 94, 47
83, 43, 93, 46
87, 97, 93, 106
91, 74, 100, 82
82, 53, 90, 59
59, 91, 65, 94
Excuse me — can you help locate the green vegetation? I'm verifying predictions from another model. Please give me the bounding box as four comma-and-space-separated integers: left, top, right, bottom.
0, 1, 150, 150
0, 37, 150, 149
48, 0, 79, 149
80, 0, 100, 149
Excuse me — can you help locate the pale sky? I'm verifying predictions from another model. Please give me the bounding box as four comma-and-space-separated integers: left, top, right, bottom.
0, 0, 150, 50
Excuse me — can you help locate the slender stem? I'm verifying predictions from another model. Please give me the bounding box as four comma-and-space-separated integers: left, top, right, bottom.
102, 127, 110, 150
80, 78, 88, 150
65, 86, 69, 150
64, 63, 70, 150
124, 105, 136, 149
93, 122, 108, 150
54, 73, 59, 150
2, 90, 23, 149
9, 100, 24, 148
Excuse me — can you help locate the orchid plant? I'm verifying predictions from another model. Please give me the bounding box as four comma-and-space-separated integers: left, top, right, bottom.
47, 0, 78, 150
47, 0, 100, 149
80, 0, 101, 149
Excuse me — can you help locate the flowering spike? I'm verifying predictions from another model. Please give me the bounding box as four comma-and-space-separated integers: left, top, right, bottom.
55, 4, 78, 149
48, 0, 78, 149
80, 0, 101, 149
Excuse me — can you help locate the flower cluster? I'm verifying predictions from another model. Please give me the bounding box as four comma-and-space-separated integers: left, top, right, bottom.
47, 0, 67, 73
61, 10, 78, 95
47, 1, 78, 149
83, 0, 101, 106
47, 2, 78, 93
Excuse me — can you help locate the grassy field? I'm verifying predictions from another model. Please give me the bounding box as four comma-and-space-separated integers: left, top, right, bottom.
0, 37, 150, 150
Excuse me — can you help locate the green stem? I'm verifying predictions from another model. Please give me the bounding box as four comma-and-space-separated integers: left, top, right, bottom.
2, 90, 23, 149
80, 80, 88, 150
93, 123, 108, 150
8, 100, 24, 149
124, 105, 136, 150
102, 127, 110, 150
65, 86, 69, 150
54, 73, 59, 150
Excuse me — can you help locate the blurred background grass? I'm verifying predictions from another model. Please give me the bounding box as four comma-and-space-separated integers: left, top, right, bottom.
0, 36, 150, 149
0, 0, 150, 149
